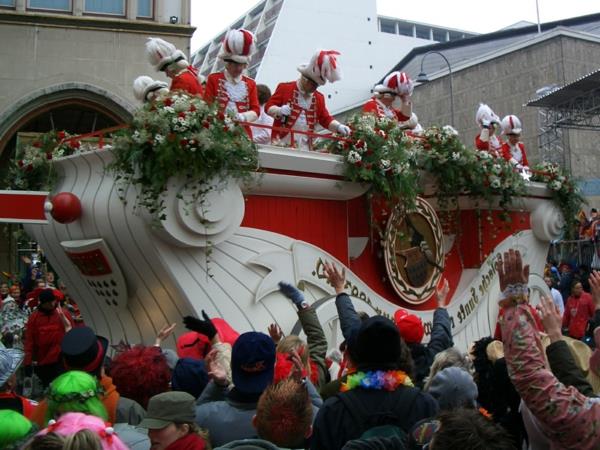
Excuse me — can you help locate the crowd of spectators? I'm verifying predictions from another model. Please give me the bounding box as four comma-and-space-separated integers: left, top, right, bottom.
2, 250, 600, 449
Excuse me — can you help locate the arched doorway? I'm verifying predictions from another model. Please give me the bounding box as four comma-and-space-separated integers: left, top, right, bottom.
0, 84, 134, 272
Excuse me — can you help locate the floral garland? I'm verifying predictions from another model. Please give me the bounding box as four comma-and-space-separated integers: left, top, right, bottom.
109, 91, 258, 221
530, 161, 584, 238
340, 369, 413, 392
46, 385, 104, 403
5, 130, 83, 191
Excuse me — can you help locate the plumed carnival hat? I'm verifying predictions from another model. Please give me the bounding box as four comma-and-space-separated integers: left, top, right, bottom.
298, 49, 342, 86
501, 114, 522, 135
374, 71, 414, 96
61, 326, 109, 375
146, 37, 186, 71
475, 103, 501, 127
218, 28, 256, 64
133, 76, 168, 102
393, 309, 425, 344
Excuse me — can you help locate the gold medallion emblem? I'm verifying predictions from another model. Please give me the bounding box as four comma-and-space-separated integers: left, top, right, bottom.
383, 196, 444, 304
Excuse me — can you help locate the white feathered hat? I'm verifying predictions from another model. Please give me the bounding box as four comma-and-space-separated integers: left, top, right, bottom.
297, 50, 342, 86
374, 71, 413, 96
133, 76, 168, 102
501, 114, 522, 135
146, 37, 186, 71
218, 29, 256, 64
475, 103, 501, 127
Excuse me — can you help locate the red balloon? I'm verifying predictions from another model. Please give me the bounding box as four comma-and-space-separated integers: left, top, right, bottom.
48, 192, 82, 224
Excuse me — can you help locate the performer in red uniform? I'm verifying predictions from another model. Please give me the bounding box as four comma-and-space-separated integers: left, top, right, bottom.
363, 71, 413, 122
146, 37, 203, 96
132, 76, 169, 103
474, 103, 502, 156
500, 114, 529, 168
204, 28, 260, 138
265, 50, 351, 149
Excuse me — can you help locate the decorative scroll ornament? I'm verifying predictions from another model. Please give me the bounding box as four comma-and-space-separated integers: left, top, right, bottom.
383, 196, 445, 304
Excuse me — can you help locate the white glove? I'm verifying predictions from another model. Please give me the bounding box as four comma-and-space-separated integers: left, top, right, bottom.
337, 124, 351, 136
235, 113, 246, 122
280, 104, 292, 116
481, 118, 490, 127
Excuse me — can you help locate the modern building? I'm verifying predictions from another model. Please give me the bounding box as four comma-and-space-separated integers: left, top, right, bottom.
0, 0, 194, 270
192, 0, 476, 114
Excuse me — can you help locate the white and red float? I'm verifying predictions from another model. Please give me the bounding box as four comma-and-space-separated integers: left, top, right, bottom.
0, 133, 562, 351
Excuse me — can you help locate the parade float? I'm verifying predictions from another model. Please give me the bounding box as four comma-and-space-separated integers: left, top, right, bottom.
1, 91, 580, 352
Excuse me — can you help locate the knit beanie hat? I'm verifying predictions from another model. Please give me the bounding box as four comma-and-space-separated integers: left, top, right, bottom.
427, 367, 478, 410
393, 309, 425, 344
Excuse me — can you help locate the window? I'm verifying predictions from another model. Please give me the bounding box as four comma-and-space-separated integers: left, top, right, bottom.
432, 28, 447, 42
415, 25, 430, 39
397, 22, 414, 37
84, 0, 124, 15
379, 19, 396, 34
28, 0, 70, 11
0, 0, 15, 7
137, 0, 152, 18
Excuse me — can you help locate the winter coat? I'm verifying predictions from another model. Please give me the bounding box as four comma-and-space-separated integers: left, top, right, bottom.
24, 307, 73, 367
298, 306, 329, 387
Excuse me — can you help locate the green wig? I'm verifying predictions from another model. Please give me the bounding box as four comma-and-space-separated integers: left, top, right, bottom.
0, 410, 35, 448
46, 370, 108, 423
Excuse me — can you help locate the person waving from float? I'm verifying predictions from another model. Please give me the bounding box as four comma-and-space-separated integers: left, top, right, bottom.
132, 76, 169, 104
203, 28, 260, 138
265, 49, 351, 149
500, 114, 530, 171
474, 103, 502, 156
363, 71, 418, 130
146, 37, 203, 96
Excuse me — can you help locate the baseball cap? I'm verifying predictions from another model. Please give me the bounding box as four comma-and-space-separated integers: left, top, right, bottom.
231, 332, 275, 394
394, 309, 425, 344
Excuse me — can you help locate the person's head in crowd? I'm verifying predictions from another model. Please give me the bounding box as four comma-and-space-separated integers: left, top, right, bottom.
275, 335, 318, 385
351, 315, 414, 376
38, 288, 57, 312
257, 84, 271, 106
253, 378, 313, 448
1, 281, 9, 296
176, 331, 211, 360
423, 347, 472, 391
36, 279, 46, 289
426, 367, 478, 411
9, 284, 21, 299
571, 281, 584, 298
1, 347, 24, 393
46, 370, 107, 423
393, 309, 425, 345
23, 432, 64, 450
591, 208, 598, 219
109, 345, 171, 409
429, 408, 514, 450
139, 391, 209, 450
61, 327, 108, 378
45, 272, 55, 286
171, 357, 209, 399
0, 410, 36, 449
544, 276, 555, 289
231, 331, 276, 395
35, 412, 128, 450
559, 262, 572, 274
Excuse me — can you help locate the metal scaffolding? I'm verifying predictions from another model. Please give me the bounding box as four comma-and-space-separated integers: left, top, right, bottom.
526, 68, 600, 167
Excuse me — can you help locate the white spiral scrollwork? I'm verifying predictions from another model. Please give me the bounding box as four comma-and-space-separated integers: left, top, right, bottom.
151, 177, 245, 248
529, 201, 564, 242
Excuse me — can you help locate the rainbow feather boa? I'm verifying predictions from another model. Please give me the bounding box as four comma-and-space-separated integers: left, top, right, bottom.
340, 369, 413, 392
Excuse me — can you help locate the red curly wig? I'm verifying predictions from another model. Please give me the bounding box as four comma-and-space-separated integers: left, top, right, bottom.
108, 346, 171, 409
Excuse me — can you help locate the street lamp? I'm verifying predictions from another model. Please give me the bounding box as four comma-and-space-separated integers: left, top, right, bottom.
416, 51, 455, 127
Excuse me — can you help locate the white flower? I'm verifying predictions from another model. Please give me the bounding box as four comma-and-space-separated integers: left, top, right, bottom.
154, 134, 165, 144
442, 125, 459, 136
549, 180, 562, 191
492, 164, 502, 175
347, 151, 362, 164
480, 151, 492, 160
162, 106, 175, 114
490, 176, 501, 189
379, 159, 391, 170
451, 152, 461, 161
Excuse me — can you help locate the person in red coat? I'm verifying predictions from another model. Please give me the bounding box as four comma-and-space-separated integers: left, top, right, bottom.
23, 289, 73, 387
500, 114, 529, 168
363, 71, 413, 122
204, 28, 260, 138
265, 49, 351, 149
146, 37, 203, 96
474, 103, 502, 156
563, 281, 595, 339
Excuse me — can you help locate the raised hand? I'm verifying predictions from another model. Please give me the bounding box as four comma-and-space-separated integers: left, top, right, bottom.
268, 323, 284, 344
183, 310, 217, 340
495, 249, 529, 307
323, 261, 346, 294
205, 348, 228, 386
589, 271, 600, 309
436, 278, 450, 308
155, 323, 176, 346
538, 295, 563, 342
278, 281, 305, 309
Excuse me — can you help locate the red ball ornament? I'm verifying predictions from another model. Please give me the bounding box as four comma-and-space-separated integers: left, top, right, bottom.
45, 192, 82, 224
